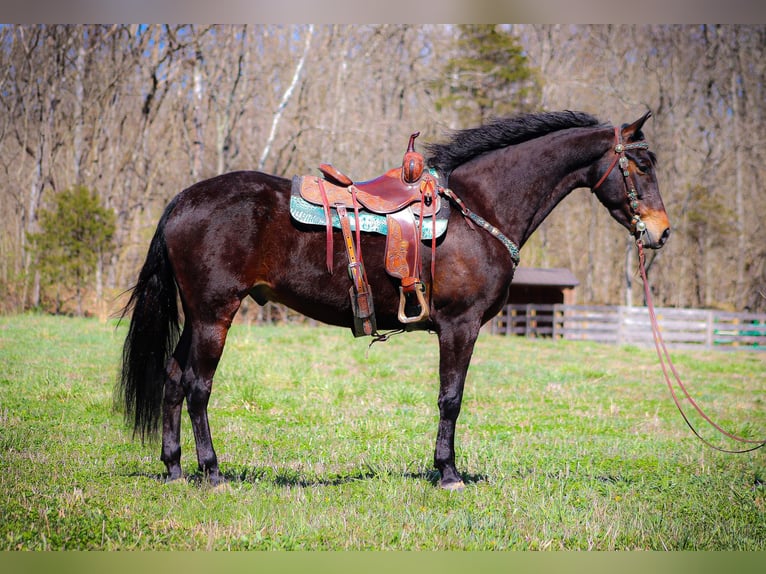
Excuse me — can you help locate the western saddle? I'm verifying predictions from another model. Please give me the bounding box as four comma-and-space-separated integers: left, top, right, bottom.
293, 132, 443, 337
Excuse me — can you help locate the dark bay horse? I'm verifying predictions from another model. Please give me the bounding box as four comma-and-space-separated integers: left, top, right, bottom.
118, 110, 670, 490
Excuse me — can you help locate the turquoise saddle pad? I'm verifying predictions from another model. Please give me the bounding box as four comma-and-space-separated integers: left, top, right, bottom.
289, 195, 449, 240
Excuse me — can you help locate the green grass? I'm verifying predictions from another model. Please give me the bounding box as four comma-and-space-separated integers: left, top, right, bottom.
1, 314, 764, 550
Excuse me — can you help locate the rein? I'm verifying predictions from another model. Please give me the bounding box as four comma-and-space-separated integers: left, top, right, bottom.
636, 241, 766, 453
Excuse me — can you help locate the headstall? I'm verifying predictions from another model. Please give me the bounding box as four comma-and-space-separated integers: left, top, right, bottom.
592, 126, 651, 240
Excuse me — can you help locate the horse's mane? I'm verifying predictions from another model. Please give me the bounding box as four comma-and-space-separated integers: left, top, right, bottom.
425, 110, 601, 175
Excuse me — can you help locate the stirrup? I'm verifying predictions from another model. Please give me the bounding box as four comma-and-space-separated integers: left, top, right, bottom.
397, 282, 429, 324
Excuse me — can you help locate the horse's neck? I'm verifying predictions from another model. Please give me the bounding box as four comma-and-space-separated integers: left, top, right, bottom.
452, 128, 609, 248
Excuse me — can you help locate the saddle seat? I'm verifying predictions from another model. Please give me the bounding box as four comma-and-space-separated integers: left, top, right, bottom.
318, 165, 440, 215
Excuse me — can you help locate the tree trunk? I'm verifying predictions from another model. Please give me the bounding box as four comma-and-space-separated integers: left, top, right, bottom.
258, 24, 314, 171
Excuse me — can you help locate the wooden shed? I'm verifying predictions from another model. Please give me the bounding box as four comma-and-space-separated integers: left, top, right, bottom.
507, 267, 579, 306
489, 267, 580, 337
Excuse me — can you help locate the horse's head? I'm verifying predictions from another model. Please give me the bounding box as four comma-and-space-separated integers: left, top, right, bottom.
591, 111, 670, 249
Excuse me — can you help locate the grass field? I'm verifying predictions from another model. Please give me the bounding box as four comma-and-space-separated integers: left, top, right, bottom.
1, 313, 764, 550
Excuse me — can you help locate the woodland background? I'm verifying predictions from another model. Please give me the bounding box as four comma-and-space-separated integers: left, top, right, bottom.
1, 24, 764, 318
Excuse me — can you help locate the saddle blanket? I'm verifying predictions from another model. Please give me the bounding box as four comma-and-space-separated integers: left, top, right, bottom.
289, 194, 449, 240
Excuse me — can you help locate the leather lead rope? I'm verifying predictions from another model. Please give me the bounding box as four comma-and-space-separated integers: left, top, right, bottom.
637, 241, 765, 453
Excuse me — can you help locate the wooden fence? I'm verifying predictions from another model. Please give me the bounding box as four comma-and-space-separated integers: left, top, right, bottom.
488, 304, 766, 351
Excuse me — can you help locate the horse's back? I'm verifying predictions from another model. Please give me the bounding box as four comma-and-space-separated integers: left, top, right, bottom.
174, 170, 288, 213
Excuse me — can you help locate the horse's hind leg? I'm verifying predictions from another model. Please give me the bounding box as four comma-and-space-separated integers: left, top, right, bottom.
161, 326, 192, 482
182, 312, 239, 485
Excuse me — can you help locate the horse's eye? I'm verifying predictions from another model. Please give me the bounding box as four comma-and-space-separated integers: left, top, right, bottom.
635, 161, 650, 174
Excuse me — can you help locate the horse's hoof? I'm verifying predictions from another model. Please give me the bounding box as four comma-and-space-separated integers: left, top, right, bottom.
207, 472, 228, 489
164, 465, 184, 483
439, 479, 465, 491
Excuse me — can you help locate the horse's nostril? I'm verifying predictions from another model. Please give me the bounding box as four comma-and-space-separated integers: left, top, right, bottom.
660, 228, 671, 244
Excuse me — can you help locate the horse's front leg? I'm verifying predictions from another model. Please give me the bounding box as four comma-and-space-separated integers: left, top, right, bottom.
434, 319, 481, 490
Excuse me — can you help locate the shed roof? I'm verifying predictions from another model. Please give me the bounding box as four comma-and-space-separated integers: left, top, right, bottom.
512, 267, 579, 288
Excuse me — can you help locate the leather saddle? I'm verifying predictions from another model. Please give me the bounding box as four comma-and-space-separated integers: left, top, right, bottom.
305, 165, 442, 216
291, 132, 445, 336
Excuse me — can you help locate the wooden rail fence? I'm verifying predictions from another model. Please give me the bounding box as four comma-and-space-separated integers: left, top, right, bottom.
488, 304, 766, 351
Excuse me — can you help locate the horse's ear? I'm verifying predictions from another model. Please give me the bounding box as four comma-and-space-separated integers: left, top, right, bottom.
621, 110, 652, 142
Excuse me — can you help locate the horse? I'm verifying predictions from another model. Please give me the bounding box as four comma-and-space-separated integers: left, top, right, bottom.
118, 110, 670, 490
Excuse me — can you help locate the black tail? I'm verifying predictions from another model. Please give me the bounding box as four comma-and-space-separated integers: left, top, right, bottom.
116, 197, 181, 441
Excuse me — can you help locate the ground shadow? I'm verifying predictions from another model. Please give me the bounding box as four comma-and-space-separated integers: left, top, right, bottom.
403, 469, 488, 487
221, 465, 378, 488
123, 465, 488, 488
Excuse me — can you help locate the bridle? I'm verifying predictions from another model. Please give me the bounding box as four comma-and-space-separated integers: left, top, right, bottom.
592, 126, 650, 241
596, 129, 765, 452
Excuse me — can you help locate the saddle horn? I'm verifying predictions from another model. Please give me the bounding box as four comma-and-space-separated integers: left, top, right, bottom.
401, 131, 424, 184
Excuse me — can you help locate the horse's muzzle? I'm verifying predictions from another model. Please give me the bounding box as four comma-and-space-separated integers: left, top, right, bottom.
638, 210, 671, 249
639, 225, 670, 249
